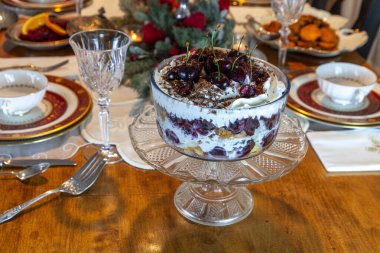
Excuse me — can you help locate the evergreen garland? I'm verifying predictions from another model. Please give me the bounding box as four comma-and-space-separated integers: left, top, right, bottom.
118, 0, 235, 97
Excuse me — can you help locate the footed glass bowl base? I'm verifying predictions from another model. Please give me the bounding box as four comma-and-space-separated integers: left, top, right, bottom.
129, 106, 307, 226
174, 182, 253, 226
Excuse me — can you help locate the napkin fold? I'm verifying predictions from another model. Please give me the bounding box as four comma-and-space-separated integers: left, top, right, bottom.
0, 127, 87, 160
81, 95, 152, 170
307, 129, 380, 172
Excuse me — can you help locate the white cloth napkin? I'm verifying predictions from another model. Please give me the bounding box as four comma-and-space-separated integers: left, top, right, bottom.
307, 129, 380, 172
0, 127, 88, 160
81, 95, 152, 170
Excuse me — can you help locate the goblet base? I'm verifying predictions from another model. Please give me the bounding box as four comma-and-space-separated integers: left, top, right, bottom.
83, 144, 122, 164
174, 182, 253, 226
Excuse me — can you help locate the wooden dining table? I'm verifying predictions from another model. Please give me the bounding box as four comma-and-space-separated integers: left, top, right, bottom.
0, 28, 379, 253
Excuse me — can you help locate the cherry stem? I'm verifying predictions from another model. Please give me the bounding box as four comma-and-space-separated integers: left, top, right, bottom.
231, 54, 245, 71
237, 35, 244, 54
185, 41, 190, 64
211, 31, 216, 55
198, 47, 206, 61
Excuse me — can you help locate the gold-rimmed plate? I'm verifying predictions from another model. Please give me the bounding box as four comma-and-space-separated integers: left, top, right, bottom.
5, 23, 69, 50
0, 75, 92, 142
287, 69, 380, 128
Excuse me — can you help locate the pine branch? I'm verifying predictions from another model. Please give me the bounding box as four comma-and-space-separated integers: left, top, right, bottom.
130, 70, 152, 98
124, 58, 157, 78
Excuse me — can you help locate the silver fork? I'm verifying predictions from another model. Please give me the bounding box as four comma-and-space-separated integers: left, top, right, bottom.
0, 151, 106, 223
0, 59, 69, 72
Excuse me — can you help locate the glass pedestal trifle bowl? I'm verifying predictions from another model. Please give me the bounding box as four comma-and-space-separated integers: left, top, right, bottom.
129, 48, 307, 226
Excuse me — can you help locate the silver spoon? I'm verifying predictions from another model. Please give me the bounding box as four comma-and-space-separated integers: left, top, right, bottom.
0, 163, 50, 181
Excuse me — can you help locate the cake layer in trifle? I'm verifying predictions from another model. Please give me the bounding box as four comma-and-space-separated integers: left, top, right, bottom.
151, 48, 289, 160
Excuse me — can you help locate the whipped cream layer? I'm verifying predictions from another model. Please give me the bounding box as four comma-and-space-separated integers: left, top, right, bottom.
151, 51, 289, 161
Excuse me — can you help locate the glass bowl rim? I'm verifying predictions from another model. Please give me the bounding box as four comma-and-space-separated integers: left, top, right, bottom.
69, 29, 131, 53
150, 50, 291, 112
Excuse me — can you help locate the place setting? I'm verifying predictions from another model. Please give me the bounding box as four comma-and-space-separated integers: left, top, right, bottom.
286, 62, 380, 173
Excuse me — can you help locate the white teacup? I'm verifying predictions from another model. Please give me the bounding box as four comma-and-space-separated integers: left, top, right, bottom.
316, 62, 377, 105
0, 70, 48, 116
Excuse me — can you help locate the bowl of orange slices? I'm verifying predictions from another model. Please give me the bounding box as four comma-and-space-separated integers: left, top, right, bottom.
5, 12, 69, 50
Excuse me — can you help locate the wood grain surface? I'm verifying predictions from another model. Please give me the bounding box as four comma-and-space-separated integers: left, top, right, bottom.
0, 29, 379, 253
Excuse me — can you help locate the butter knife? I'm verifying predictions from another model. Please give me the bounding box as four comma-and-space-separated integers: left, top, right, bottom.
0, 159, 76, 168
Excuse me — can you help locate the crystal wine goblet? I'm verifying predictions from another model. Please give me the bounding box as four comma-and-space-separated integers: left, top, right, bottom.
271, 0, 306, 67
69, 29, 130, 163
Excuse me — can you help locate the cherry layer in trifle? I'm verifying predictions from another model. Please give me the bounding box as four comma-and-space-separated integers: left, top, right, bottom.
151, 48, 290, 161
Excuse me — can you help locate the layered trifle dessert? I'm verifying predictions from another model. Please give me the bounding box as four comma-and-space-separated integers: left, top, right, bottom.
151, 48, 290, 160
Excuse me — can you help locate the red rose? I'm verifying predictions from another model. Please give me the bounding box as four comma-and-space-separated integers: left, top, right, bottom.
141, 23, 166, 45
160, 0, 179, 9
181, 12, 206, 30
218, 0, 229, 11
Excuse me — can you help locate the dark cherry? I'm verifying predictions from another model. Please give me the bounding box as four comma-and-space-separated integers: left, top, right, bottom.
237, 140, 255, 157
192, 119, 215, 135
251, 69, 270, 86
180, 121, 198, 138
175, 117, 186, 127
166, 68, 178, 80
208, 72, 230, 90
227, 50, 239, 58
168, 113, 176, 124
165, 129, 180, 144
177, 65, 200, 81
204, 56, 216, 74
260, 113, 279, 130
208, 146, 227, 158
239, 61, 250, 72
245, 117, 260, 136
261, 130, 277, 147
238, 54, 249, 63
239, 85, 256, 98
176, 81, 193, 96
188, 66, 200, 81
230, 66, 247, 84
181, 121, 192, 134
191, 54, 207, 62
227, 119, 245, 134
218, 59, 232, 73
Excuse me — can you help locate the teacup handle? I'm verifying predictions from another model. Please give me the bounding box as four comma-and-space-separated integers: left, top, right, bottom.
0, 100, 11, 116
351, 90, 365, 104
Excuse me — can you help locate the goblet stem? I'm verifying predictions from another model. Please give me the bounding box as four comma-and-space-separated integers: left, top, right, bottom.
75, 0, 83, 16
278, 25, 290, 68
97, 96, 111, 152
